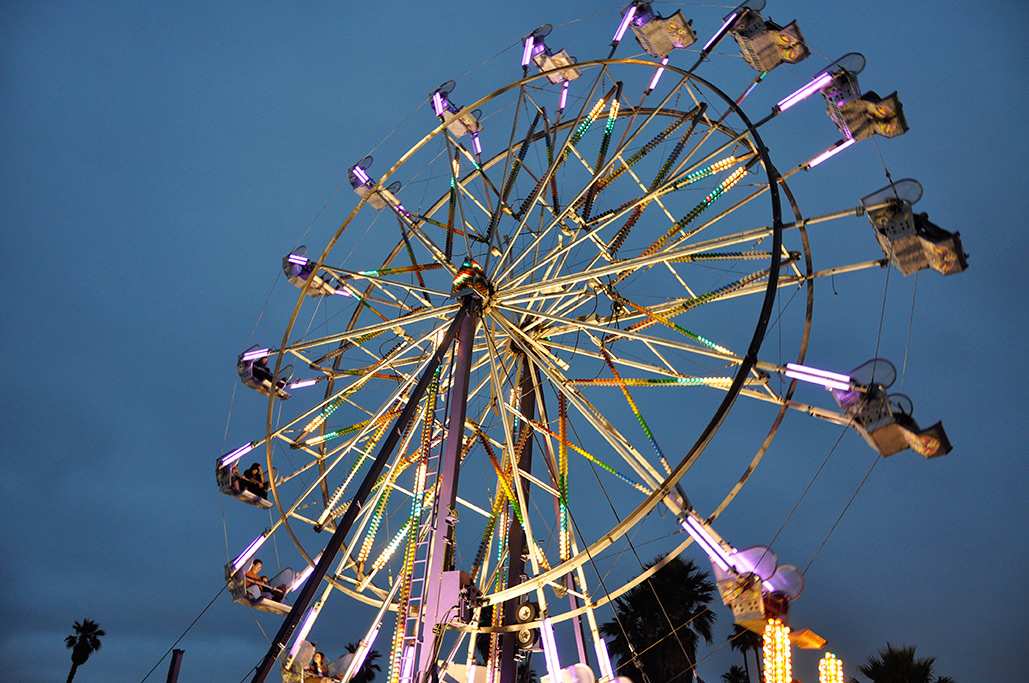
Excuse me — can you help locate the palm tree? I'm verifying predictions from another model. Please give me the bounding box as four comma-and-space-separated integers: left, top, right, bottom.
64, 618, 105, 683
722, 664, 749, 683
600, 557, 716, 683
343, 641, 382, 683
728, 624, 762, 682
853, 643, 956, 683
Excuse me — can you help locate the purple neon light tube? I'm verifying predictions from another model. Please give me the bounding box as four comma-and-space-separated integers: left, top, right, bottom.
472, 132, 482, 155
559, 80, 569, 111
521, 36, 535, 67
681, 517, 731, 571
805, 137, 856, 168
728, 552, 777, 592
288, 378, 318, 390
241, 347, 272, 362
612, 5, 637, 43
351, 165, 371, 185
231, 533, 266, 572
785, 363, 851, 383
703, 11, 738, 53
288, 605, 320, 659
287, 254, 309, 266
648, 56, 669, 92
218, 441, 255, 469
784, 369, 851, 392
432, 92, 446, 117
776, 72, 833, 112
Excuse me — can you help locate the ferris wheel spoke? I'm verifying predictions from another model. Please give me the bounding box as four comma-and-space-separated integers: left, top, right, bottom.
490, 313, 673, 497
493, 72, 697, 286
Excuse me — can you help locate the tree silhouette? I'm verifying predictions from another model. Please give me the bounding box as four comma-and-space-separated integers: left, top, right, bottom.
728, 624, 762, 681
721, 664, 749, 683
600, 557, 716, 683
64, 618, 105, 683
343, 641, 382, 683
854, 643, 956, 683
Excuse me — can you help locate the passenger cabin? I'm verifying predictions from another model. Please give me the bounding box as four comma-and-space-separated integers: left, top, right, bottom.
283, 246, 346, 296
226, 560, 296, 615
861, 180, 968, 276
630, 3, 696, 58
818, 55, 907, 141
832, 359, 952, 458
216, 463, 273, 509
730, 9, 809, 72
527, 25, 581, 84
431, 81, 482, 138
238, 345, 292, 399
348, 156, 400, 211
281, 640, 351, 683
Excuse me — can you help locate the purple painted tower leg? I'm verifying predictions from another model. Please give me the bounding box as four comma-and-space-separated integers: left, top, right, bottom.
251, 305, 471, 683
417, 303, 480, 678
499, 355, 537, 683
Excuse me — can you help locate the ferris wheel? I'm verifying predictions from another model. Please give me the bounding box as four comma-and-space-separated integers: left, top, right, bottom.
215, 3, 967, 682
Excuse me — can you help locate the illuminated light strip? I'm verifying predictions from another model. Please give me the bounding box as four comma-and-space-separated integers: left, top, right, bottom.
783, 369, 851, 392
785, 363, 851, 383
316, 416, 395, 527
559, 80, 569, 111
230, 532, 267, 572
540, 618, 562, 680
612, 4, 637, 44
472, 132, 482, 156
530, 421, 649, 494
521, 36, 535, 67
647, 56, 669, 92
804, 137, 856, 169
288, 553, 322, 593
702, 11, 739, 53
593, 634, 615, 680
469, 491, 505, 580
287, 378, 318, 390
558, 394, 569, 561
601, 349, 672, 473
481, 432, 525, 526
776, 72, 833, 112
370, 521, 410, 574
218, 441, 255, 469
680, 516, 732, 572
287, 253, 309, 266
241, 347, 272, 362
639, 165, 748, 260
819, 652, 845, 683
288, 604, 322, 661
570, 376, 739, 387
431, 92, 446, 117
611, 292, 733, 355
625, 266, 773, 335
763, 619, 792, 683
351, 165, 371, 185
388, 369, 440, 683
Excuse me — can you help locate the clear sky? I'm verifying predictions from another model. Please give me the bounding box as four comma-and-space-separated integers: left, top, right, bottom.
2, 1, 1026, 681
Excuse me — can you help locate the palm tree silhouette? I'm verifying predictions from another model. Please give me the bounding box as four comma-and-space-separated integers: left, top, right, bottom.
728, 624, 762, 682
721, 664, 749, 683
64, 618, 105, 683
343, 641, 382, 683
854, 643, 956, 683
600, 557, 716, 683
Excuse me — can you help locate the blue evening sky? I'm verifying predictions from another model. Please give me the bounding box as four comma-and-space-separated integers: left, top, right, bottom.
2, 1, 1025, 681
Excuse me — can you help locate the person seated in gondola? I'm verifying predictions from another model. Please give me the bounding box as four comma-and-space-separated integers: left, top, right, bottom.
244, 559, 290, 602
239, 463, 269, 500
306, 651, 330, 677
251, 356, 274, 385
